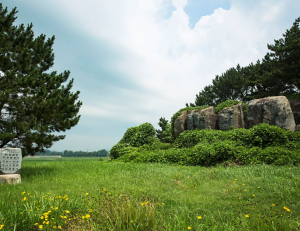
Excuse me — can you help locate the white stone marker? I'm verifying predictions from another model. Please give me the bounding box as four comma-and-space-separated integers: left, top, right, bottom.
0, 148, 22, 184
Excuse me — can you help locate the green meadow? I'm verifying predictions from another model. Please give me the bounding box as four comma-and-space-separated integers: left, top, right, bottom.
0, 158, 299, 230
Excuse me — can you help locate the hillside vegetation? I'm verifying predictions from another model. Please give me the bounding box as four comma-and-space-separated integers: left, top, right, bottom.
111, 122, 300, 167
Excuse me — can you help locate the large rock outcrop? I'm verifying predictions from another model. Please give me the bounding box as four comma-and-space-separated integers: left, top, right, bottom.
186, 107, 217, 131
218, 104, 245, 131
289, 99, 300, 125
174, 110, 187, 138
247, 96, 295, 131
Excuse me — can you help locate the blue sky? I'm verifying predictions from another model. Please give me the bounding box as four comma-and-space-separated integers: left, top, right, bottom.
3, 0, 300, 152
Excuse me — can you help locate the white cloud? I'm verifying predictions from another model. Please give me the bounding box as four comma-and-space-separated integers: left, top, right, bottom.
48, 0, 300, 126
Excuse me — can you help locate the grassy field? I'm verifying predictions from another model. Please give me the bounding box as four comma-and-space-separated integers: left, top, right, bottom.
0, 158, 299, 230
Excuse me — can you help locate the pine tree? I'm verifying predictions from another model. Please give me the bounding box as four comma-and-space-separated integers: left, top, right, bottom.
0, 4, 82, 156
156, 117, 169, 143
258, 17, 300, 97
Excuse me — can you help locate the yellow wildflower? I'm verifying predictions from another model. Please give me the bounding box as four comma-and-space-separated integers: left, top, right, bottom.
103, 188, 106, 191
272, 203, 275, 206
245, 215, 249, 218
188, 227, 192, 230
82, 215, 86, 219
0, 225, 3, 230
22, 197, 27, 201
253, 194, 255, 197
85, 193, 89, 196
39, 225, 43, 229
86, 214, 91, 218
89, 209, 93, 212
197, 216, 202, 219
21, 191, 26, 195
65, 210, 70, 213
58, 226, 62, 230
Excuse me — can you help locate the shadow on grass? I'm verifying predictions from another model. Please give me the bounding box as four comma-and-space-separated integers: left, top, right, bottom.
21, 165, 56, 180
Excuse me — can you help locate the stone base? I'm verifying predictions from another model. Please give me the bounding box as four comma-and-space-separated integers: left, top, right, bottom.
0, 174, 21, 185
295, 125, 300, 132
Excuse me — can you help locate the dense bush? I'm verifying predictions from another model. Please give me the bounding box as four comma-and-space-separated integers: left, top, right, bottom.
110, 143, 137, 159
174, 129, 226, 148
115, 123, 300, 166
246, 123, 295, 148
110, 123, 157, 159
215, 99, 248, 114
258, 146, 300, 165
173, 123, 300, 149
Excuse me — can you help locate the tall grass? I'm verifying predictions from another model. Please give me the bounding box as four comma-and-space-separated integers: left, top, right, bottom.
0, 158, 299, 230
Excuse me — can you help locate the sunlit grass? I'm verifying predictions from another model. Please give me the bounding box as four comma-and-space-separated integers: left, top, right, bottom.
0, 158, 299, 230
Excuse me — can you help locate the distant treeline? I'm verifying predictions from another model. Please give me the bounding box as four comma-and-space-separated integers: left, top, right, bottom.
35, 149, 109, 157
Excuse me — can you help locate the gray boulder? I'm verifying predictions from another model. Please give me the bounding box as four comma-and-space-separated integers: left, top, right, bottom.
218, 104, 245, 131
289, 99, 300, 125
174, 110, 187, 138
247, 96, 295, 131
186, 107, 217, 131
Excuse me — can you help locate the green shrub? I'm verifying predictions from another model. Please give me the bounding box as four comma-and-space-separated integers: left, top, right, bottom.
258, 146, 300, 165
247, 123, 292, 148
234, 146, 262, 165
210, 141, 238, 163
281, 141, 300, 151
135, 150, 167, 163
149, 142, 173, 150
188, 143, 216, 166
117, 151, 140, 162
110, 143, 137, 159
215, 99, 248, 114
114, 123, 300, 166
119, 122, 156, 147
170, 105, 209, 138
119, 127, 139, 144
174, 129, 225, 148
225, 128, 251, 146
111, 123, 157, 159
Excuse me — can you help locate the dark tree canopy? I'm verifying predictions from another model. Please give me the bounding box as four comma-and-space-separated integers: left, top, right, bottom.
190, 17, 300, 107
156, 117, 172, 143
0, 4, 82, 156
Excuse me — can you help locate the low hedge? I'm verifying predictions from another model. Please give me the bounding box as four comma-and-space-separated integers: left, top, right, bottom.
173, 123, 300, 149
113, 123, 300, 166
117, 144, 300, 166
